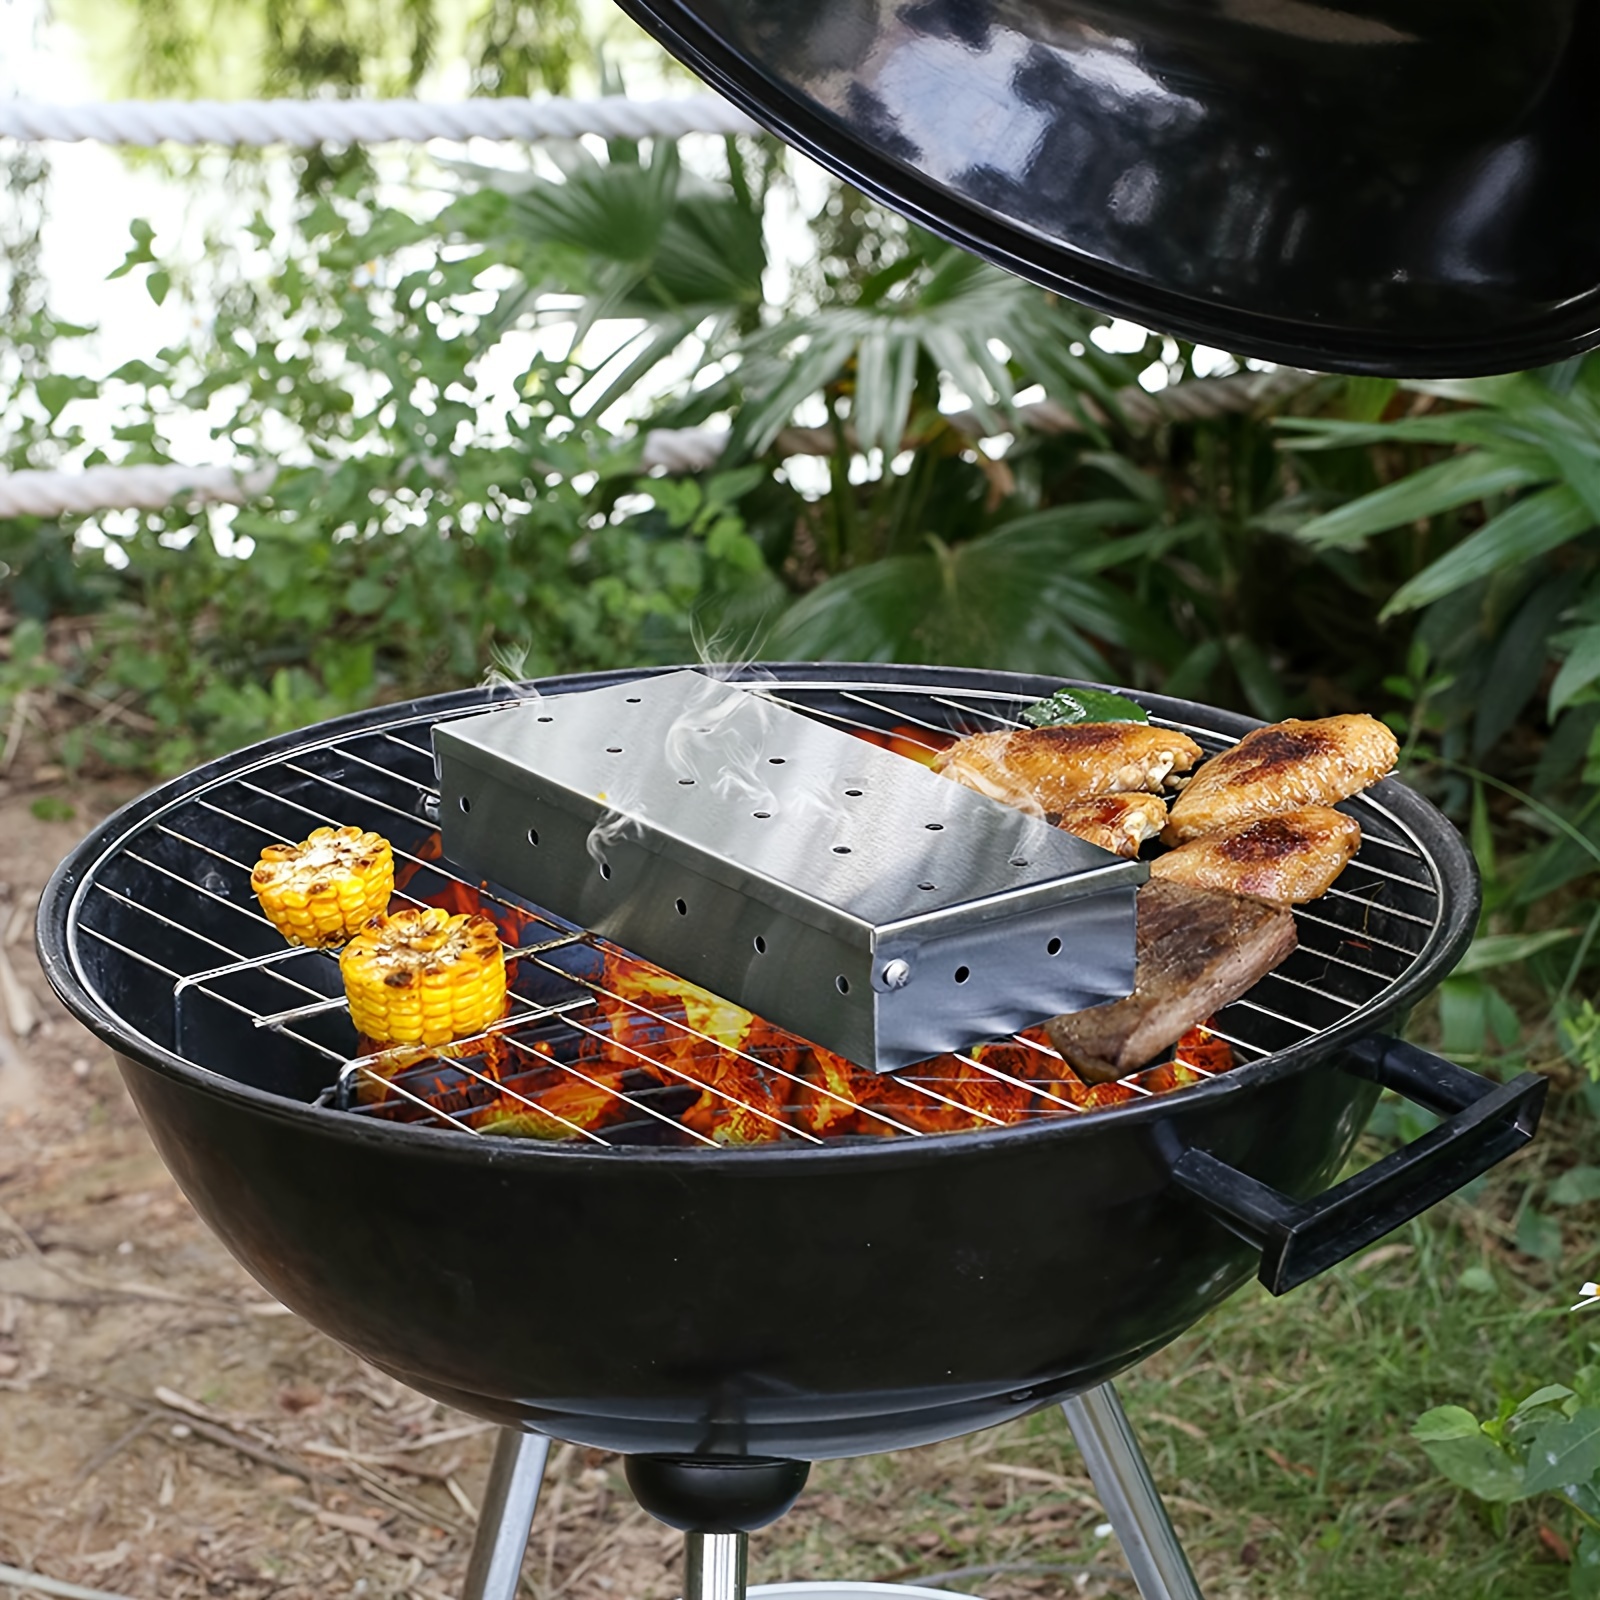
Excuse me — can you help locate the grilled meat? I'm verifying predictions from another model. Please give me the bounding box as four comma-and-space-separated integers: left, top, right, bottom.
933, 725, 1203, 815
1045, 880, 1297, 1083
1151, 806, 1361, 905
1164, 714, 1396, 843
1052, 793, 1169, 859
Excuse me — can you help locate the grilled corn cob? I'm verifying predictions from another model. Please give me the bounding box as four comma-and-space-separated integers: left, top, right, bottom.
252, 826, 394, 947
340, 907, 508, 1046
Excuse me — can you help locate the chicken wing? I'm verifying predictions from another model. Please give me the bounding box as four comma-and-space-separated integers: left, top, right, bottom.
933, 725, 1203, 815
1151, 805, 1361, 905
1163, 714, 1396, 843
1052, 793, 1169, 859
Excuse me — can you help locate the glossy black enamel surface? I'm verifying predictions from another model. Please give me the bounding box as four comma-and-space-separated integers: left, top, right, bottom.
615, 0, 1600, 374
37, 665, 1492, 1460
99, 1035, 1373, 1457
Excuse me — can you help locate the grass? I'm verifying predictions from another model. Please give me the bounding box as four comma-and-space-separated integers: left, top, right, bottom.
757, 1086, 1600, 1599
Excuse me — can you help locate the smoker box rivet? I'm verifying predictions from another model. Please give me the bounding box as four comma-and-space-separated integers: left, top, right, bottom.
881, 959, 911, 989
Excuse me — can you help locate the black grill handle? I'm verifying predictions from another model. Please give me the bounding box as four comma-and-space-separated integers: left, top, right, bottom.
1172, 1036, 1546, 1296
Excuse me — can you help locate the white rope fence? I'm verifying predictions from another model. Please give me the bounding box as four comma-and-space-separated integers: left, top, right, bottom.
0, 94, 760, 147
0, 464, 277, 519
0, 372, 1319, 520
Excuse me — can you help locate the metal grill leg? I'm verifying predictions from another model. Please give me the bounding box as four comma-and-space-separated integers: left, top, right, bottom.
1060, 1384, 1203, 1600
684, 1530, 747, 1600
462, 1428, 551, 1600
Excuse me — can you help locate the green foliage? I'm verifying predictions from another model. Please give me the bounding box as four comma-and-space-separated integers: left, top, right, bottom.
1414, 1363, 1600, 1594
1286, 361, 1600, 768
767, 500, 1170, 677
0, 167, 766, 773
0, 138, 1378, 775
58, 0, 592, 100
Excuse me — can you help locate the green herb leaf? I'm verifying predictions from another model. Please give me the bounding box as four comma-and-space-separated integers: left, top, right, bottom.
1021, 687, 1150, 728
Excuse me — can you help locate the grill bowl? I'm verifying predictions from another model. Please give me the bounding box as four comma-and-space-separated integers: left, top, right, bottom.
37, 664, 1505, 1460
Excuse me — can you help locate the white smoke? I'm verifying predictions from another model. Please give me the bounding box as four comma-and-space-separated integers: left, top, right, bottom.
481, 641, 543, 706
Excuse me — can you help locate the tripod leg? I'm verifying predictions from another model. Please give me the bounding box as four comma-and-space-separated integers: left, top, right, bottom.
684, 1531, 748, 1600
462, 1429, 551, 1600
1060, 1384, 1203, 1600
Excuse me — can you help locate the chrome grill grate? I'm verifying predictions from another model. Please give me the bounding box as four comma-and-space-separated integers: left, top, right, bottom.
66, 675, 1444, 1148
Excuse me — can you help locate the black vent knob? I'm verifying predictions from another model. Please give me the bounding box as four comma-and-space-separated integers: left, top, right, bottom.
624, 1455, 810, 1532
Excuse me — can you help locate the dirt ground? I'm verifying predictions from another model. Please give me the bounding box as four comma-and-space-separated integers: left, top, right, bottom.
0, 779, 1134, 1600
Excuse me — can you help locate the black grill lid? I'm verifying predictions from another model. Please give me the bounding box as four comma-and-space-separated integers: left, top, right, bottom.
614, 0, 1600, 376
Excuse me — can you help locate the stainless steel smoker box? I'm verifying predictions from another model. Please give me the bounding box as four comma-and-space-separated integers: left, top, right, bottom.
434, 671, 1142, 1072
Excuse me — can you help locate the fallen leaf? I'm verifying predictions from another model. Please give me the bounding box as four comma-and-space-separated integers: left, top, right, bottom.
1149, 1410, 1209, 1441
1539, 1525, 1574, 1563
1354, 1243, 1416, 1272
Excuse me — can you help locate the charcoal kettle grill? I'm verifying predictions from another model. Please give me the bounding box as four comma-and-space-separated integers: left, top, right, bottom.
37, 664, 1544, 1600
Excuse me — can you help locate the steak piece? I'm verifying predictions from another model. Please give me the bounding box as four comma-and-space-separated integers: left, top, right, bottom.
1046, 879, 1296, 1083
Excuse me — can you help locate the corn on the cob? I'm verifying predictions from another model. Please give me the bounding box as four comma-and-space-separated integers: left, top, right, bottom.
252, 826, 394, 947
340, 907, 508, 1046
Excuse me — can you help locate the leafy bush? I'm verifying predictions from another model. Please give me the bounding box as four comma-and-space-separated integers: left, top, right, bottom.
1289, 358, 1600, 785
1415, 1365, 1600, 1594
0, 130, 1596, 875
0, 138, 1342, 775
